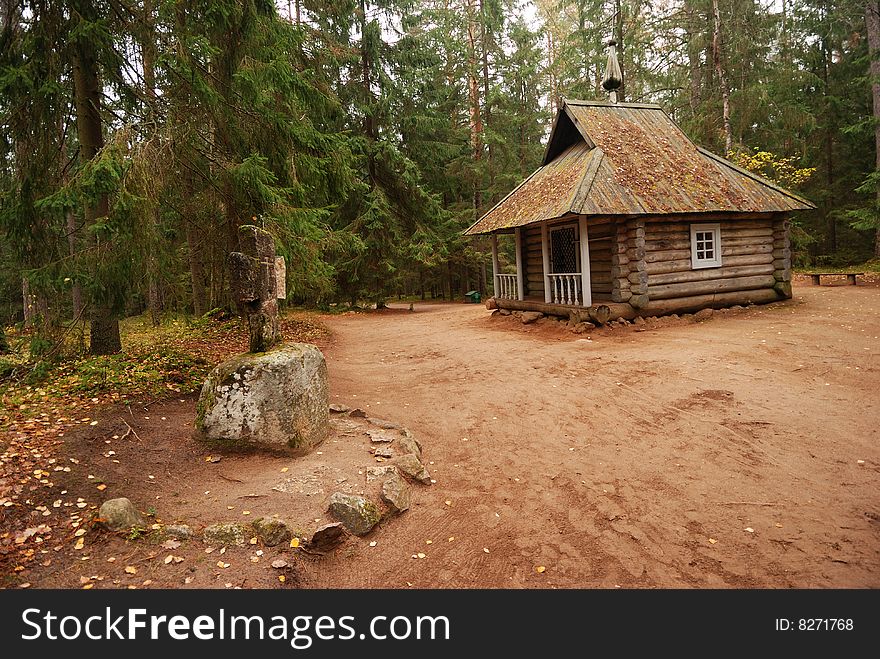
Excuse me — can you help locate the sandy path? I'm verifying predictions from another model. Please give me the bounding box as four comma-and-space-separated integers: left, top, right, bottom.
301, 285, 880, 588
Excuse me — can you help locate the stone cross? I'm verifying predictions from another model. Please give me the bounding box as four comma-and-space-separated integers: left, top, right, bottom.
229, 225, 281, 353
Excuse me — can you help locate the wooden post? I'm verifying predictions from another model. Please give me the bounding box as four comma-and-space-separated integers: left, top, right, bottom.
229, 225, 281, 353
514, 227, 524, 301
490, 233, 500, 297
579, 215, 592, 307
541, 222, 551, 303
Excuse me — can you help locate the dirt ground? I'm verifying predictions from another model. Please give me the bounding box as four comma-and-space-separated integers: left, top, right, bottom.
4, 278, 879, 589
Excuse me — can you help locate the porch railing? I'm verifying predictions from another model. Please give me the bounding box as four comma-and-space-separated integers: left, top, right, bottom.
495, 274, 518, 300
548, 273, 582, 306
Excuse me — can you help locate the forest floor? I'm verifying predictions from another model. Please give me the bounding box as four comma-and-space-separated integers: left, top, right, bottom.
2, 274, 878, 589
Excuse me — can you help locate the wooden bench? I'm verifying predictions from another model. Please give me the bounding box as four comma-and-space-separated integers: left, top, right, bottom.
808, 272, 863, 286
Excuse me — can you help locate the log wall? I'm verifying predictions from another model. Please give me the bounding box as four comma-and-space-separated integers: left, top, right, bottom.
523, 225, 543, 298
644, 218, 786, 301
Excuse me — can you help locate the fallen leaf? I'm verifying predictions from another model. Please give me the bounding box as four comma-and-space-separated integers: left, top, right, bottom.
74, 528, 86, 537
124, 566, 137, 574
369, 541, 377, 547
184, 577, 194, 584
161, 540, 181, 550
79, 576, 91, 584
444, 500, 452, 506
448, 537, 455, 542
74, 538, 84, 550
82, 583, 94, 589
744, 527, 755, 533
483, 548, 490, 554
217, 561, 230, 569
106, 557, 116, 563
774, 523, 783, 528
242, 511, 251, 516
96, 484, 107, 491
289, 538, 300, 548
536, 566, 546, 574
708, 538, 717, 545
173, 556, 184, 564
164, 555, 174, 565
417, 552, 426, 559
278, 575, 285, 583
280, 467, 289, 473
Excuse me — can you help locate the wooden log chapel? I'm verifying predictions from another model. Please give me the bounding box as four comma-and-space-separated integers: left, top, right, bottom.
464, 40, 815, 321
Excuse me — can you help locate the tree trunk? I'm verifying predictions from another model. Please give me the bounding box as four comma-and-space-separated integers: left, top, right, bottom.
22, 277, 35, 326
821, 36, 836, 253
0, 323, 8, 354
466, 0, 483, 215
186, 221, 208, 315
685, 0, 702, 113
72, 1, 121, 354
479, 0, 493, 203
143, 0, 161, 326
711, 0, 732, 154
614, 0, 625, 102
867, 0, 880, 257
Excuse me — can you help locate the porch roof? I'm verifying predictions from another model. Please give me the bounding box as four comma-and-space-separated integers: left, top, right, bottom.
464, 100, 815, 236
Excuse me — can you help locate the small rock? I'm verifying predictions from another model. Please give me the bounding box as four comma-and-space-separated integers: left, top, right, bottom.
381, 473, 411, 514
329, 403, 351, 414
572, 322, 595, 334
681, 313, 694, 321
694, 308, 714, 322
328, 493, 382, 536
490, 309, 500, 317
499, 309, 512, 316
368, 418, 401, 430
98, 498, 146, 532
730, 305, 744, 311
669, 314, 680, 320
164, 524, 194, 541
373, 447, 393, 458
520, 311, 543, 325
366, 429, 395, 443
366, 465, 397, 483
308, 523, 345, 553
393, 454, 431, 485
202, 522, 249, 547
633, 316, 645, 325
348, 408, 367, 418
252, 518, 292, 547
397, 432, 422, 460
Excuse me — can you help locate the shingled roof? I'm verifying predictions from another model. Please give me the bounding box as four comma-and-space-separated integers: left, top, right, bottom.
464, 100, 814, 236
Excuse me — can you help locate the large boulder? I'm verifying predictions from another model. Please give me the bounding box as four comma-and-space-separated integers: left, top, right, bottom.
195, 343, 329, 454
98, 498, 146, 531
328, 493, 381, 536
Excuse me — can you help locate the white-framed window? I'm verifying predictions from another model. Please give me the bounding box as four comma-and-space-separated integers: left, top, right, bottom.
690, 223, 722, 269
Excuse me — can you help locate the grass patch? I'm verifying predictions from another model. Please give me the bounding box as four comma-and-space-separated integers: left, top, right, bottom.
0, 309, 328, 428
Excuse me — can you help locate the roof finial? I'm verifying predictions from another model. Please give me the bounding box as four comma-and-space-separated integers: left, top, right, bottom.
602, 38, 622, 104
